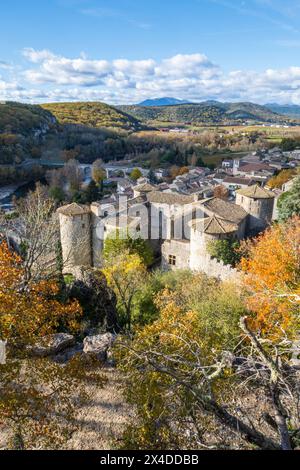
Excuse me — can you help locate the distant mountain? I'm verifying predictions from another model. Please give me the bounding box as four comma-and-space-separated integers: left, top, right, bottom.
119, 101, 289, 125
42, 101, 144, 132
266, 103, 300, 118
138, 97, 191, 107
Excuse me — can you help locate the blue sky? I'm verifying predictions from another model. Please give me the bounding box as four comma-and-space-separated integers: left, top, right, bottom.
1, 0, 300, 104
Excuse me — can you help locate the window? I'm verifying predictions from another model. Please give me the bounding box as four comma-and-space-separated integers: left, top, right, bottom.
136, 224, 141, 232
82, 224, 85, 229
168, 255, 176, 266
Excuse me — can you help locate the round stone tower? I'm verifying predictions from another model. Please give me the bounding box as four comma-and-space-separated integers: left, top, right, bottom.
57, 203, 92, 273
189, 215, 238, 271
235, 185, 275, 235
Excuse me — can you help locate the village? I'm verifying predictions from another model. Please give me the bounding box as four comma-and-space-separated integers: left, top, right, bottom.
55, 146, 299, 282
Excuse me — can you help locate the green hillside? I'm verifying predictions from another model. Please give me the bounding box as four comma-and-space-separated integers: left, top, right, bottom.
42, 101, 144, 132
119, 101, 289, 125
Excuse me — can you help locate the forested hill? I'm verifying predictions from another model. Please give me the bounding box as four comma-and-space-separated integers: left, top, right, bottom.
41, 102, 144, 132
266, 103, 300, 118
0, 102, 58, 165
0, 101, 57, 135
119, 101, 289, 125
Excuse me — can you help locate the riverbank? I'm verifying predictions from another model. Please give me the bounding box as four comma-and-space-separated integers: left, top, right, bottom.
0, 180, 40, 212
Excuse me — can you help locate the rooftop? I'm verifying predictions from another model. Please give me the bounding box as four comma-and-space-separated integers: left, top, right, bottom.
236, 184, 275, 199
57, 203, 90, 217
192, 215, 238, 235
134, 183, 157, 193
200, 197, 248, 224
147, 190, 195, 205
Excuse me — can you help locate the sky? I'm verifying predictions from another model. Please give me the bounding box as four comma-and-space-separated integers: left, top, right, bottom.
1, 0, 300, 105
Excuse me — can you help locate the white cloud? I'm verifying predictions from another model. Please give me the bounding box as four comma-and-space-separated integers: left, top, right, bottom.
2, 48, 300, 105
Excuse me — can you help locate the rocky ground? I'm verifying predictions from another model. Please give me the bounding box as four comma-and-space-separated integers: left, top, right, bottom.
0, 367, 133, 450
65, 367, 133, 450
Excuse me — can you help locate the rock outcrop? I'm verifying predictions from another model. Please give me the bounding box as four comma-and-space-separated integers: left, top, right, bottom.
28, 333, 75, 357
83, 333, 116, 362
68, 267, 119, 333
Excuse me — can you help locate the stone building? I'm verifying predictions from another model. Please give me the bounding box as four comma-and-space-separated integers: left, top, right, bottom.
235, 185, 275, 234
57, 184, 275, 281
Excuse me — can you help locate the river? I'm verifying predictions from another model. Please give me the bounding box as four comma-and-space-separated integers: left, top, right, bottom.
0, 181, 39, 212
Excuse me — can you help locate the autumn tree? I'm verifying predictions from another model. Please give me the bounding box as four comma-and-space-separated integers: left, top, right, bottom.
130, 168, 142, 181
213, 185, 229, 200
0, 241, 101, 449
92, 159, 106, 192
240, 216, 300, 338
267, 169, 296, 190
103, 250, 147, 330
118, 274, 300, 450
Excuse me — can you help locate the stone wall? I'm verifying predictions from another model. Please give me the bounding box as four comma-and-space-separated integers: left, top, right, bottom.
161, 239, 190, 271
191, 253, 239, 281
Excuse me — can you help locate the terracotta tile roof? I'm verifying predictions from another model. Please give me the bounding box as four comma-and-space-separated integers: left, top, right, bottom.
200, 198, 248, 224
236, 184, 275, 199
57, 203, 90, 217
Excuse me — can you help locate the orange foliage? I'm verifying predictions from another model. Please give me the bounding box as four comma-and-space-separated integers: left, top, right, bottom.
0, 241, 82, 343
240, 217, 300, 337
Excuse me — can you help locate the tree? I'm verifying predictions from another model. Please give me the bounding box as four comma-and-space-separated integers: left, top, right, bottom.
277, 176, 300, 222
63, 159, 83, 193
103, 250, 147, 330
240, 216, 300, 338
103, 232, 154, 267
207, 238, 241, 267
0, 241, 100, 449
213, 185, 229, 200
130, 168, 142, 181
49, 186, 66, 203
267, 169, 296, 190
85, 180, 100, 203
2, 184, 61, 286
178, 166, 189, 175
92, 159, 106, 192
118, 277, 300, 450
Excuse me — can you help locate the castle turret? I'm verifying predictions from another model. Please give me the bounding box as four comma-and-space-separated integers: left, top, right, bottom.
57, 203, 92, 273
189, 215, 238, 271
235, 185, 275, 234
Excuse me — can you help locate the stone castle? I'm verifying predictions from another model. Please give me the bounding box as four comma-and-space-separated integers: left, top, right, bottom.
57, 183, 275, 281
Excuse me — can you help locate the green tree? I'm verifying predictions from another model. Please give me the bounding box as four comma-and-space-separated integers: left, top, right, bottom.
103, 232, 154, 267
277, 176, 300, 222
130, 168, 143, 181
85, 180, 100, 203
207, 238, 241, 267
49, 186, 65, 203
